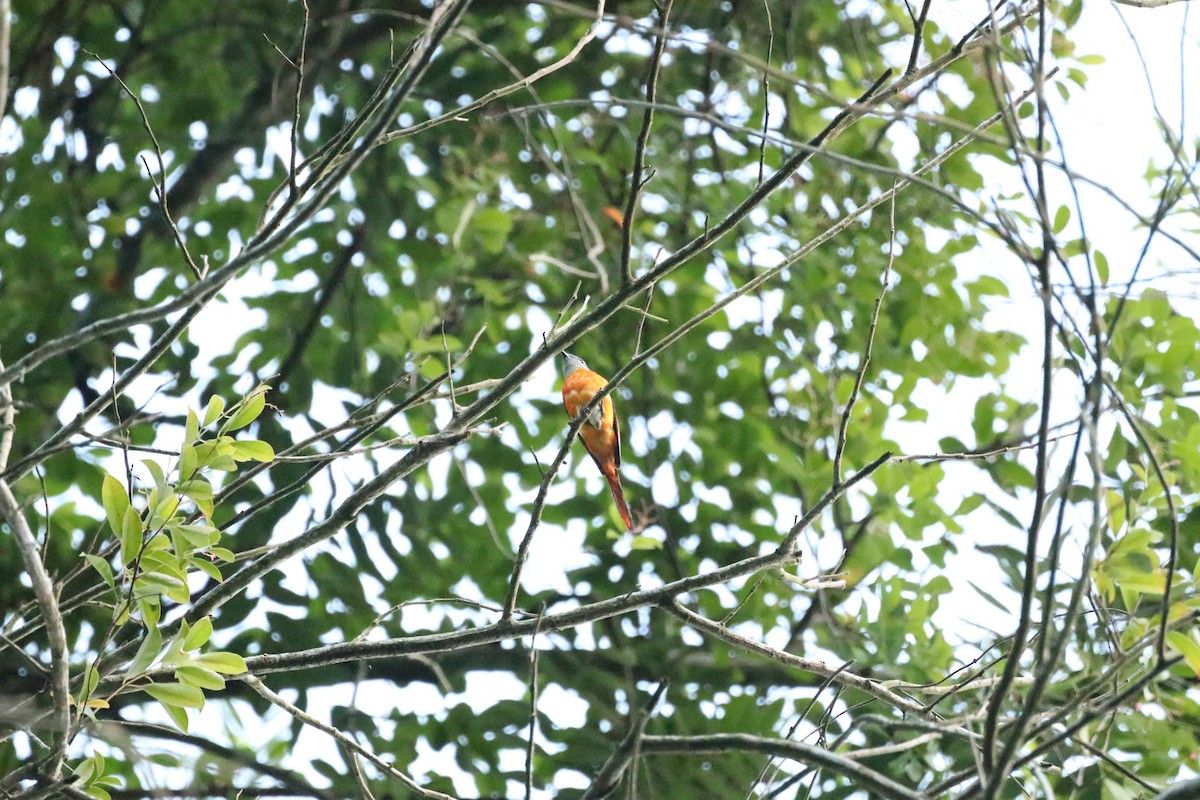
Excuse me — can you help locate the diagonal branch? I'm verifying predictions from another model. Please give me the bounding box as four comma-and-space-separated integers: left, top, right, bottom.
619, 0, 673, 286
215, 548, 802, 679
637, 734, 923, 800
662, 599, 934, 719
581, 681, 668, 799
109, 720, 334, 800
244, 674, 457, 800
831, 192, 894, 486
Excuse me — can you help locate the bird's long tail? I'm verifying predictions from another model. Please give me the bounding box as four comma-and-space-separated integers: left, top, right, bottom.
602, 465, 633, 530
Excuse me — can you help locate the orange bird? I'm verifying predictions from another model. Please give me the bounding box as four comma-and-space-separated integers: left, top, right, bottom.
560, 352, 633, 530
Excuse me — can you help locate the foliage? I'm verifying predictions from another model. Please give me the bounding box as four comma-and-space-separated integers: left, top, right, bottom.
0, 1, 1198, 799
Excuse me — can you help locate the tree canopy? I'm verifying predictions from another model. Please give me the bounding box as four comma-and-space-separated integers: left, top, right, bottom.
2, 1, 1199, 798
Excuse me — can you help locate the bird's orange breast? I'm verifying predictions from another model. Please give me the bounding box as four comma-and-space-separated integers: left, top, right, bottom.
562, 368, 618, 461
562, 369, 609, 418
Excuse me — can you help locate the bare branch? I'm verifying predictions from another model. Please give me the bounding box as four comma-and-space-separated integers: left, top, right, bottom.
662, 599, 943, 719
220, 548, 802, 678
244, 674, 458, 800
0, 367, 69, 780
87, 53, 201, 280
581, 681, 668, 799
1112, 0, 1195, 7
377, 0, 607, 146
638, 734, 923, 800
619, 0, 673, 286
832, 191, 894, 486
107, 720, 334, 800
904, 0, 933, 76
524, 612, 543, 800
0, 0, 10, 121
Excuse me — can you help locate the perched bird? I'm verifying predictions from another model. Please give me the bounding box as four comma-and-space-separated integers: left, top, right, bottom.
560, 352, 633, 530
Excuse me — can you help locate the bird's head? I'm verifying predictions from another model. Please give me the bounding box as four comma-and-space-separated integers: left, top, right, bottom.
561, 352, 589, 378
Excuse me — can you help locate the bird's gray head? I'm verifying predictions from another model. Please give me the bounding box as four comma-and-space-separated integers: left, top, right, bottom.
561, 352, 589, 378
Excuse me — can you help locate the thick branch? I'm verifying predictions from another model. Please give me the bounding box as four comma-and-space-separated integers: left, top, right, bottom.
214, 549, 800, 678
0, 359, 69, 780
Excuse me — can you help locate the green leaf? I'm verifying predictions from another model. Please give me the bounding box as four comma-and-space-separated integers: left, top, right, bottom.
162, 702, 190, 733
89, 751, 106, 781
101, 474, 131, 537
183, 616, 213, 651
188, 557, 223, 582
629, 535, 664, 551
208, 547, 235, 563
1095, 250, 1109, 287
175, 665, 226, 691
128, 626, 163, 675
151, 493, 181, 526
79, 663, 100, 705
230, 439, 275, 462
178, 443, 198, 483
184, 408, 200, 446
954, 494, 985, 516
472, 206, 513, 254
143, 460, 168, 496
1104, 778, 1138, 800
72, 754, 97, 783
223, 389, 267, 433
136, 569, 189, 600
1166, 631, 1200, 677
202, 395, 226, 427
85, 555, 115, 590
121, 507, 143, 566
176, 480, 213, 502
169, 523, 220, 549
138, 597, 161, 628
144, 681, 205, 709
177, 479, 214, 518
194, 651, 247, 675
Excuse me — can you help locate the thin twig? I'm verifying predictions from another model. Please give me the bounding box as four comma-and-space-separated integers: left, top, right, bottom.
524, 610, 544, 800
980, 1, 1058, 785
632, 282, 658, 357
109, 720, 334, 799
87, 53, 201, 280
661, 599, 944, 720
377, 0, 607, 148
0, 0, 10, 121
755, 0, 774, 185
502, 445, 568, 621
831, 188, 894, 486
244, 674, 458, 800
619, 0, 672, 286
893, 430, 1078, 462
904, 0, 933, 77
289, 0, 309, 202
750, 660, 854, 798
581, 681, 668, 799
1102, 375, 1180, 662
779, 452, 892, 553
638, 734, 923, 800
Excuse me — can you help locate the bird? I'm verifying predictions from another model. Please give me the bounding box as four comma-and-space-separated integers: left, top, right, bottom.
560, 352, 633, 530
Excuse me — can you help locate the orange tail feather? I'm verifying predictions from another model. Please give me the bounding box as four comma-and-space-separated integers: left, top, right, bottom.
602, 465, 633, 530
